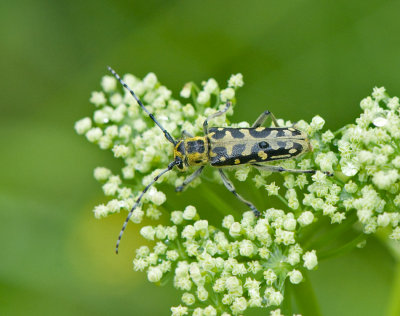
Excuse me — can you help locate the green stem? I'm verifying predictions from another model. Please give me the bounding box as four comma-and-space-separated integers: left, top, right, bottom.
293, 271, 322, 316
318, 233, 365, 261
281, 284, 293, 315
276, 193, 289, 207
304, 212, 357, 250
387, 261, 400, 316
199, 185, 241, 218
333, 124, 351, 136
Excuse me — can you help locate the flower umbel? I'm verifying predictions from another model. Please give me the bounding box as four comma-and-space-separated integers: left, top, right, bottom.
77, 71, 400, 315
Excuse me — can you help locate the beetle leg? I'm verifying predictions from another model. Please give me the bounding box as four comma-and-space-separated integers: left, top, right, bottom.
203, 101, 231, 134
252, 163, 332, 176
175, 166, 205, 192
218, 169, 260, 217
252, 110, 280, 127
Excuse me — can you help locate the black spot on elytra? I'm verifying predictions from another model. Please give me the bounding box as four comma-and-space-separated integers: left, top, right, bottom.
232, 144, 246, 156
209, 128, 226, 139
209, 128, 245, 139
259, 141, 269, 149
229, 129, 245, 138
291, 129, 303, 136
249, 128, 272, 138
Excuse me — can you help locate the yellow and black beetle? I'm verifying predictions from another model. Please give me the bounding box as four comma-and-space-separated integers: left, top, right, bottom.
108, 67, 322, 253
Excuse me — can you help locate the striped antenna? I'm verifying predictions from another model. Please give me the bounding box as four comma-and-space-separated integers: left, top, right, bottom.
107, 66, 176, 145
115, 160, 180, 254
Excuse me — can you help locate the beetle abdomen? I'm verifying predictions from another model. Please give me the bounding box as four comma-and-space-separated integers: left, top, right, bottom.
207, 127, 310, 167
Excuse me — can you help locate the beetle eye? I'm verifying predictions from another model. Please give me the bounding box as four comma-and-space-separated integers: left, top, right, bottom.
175, 157, 184, 169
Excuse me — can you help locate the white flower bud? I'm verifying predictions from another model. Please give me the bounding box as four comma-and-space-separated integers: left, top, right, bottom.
170, 305, 188, 316
377, 213, 391, 227
303, 250, 318, 270
147, 266, 163, 282
239, 240, 255, 257
182, 225, 196, 240
203, 305, 217, 316
220, 88, 235, 102
90, 91, 106, 106
93, 167, 112, 181
231, 297, 247, 314
75, 117, 92, 135
222, 215, 235, 229
283, 218, 297, 231
86, 127, 102, 142
140, 226, 155, 240
298, 211, 314, 226
228, 73, 244, 88
264, 269, 277, 285
288, 269, 303, 284
112, 144, 130, 158
93, 204, 108, 218
390, 227, 400, 240
180, 83, 192, 98
101, 75, 117, 92
143, 72, 157, 89
183, 205, 197, 220
171, 211, 184, 225
197, 91, 210, 104
196, 286, 208, 301
310, 115, 325, 131
229, 222, 242, 237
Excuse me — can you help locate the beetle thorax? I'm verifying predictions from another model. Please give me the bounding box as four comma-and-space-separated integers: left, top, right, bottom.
173, 136, 209, 171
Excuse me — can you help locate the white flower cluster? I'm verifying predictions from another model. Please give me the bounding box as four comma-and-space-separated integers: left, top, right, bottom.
238, 87, 400, 240
335, 89, 400, 238
77, 71, 400, 315
137, 206, 315, 315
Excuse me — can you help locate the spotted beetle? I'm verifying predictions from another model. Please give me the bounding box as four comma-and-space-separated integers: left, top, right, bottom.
108, 67, 324, 253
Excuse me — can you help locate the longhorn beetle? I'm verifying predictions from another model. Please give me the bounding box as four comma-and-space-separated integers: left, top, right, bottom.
108, 66, 328, 254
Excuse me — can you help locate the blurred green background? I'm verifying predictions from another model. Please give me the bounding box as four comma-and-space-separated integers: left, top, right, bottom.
1, 0, 400, 315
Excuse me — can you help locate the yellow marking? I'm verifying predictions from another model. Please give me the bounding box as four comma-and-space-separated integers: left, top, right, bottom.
283, 129, 293, 137
285, 141, 294, 149
269, 130, 278, 138
270, 141, 280, 150
256, 127, 264, 132
226, 130, 238, 140
218, 127, 224, 131
241, 143, 253, 156
249, 159, 256, 163
270, 154, 292, 159
258, 151, 268, 160
288, 127, 296, 131
234, 159, 240, 164
289, 148, 297, 154
210, 151, 217, 157
239, 129, 251, 137
220, 156, 226, 162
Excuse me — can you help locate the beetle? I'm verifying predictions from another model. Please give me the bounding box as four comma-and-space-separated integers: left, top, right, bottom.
108, 67, 323, 253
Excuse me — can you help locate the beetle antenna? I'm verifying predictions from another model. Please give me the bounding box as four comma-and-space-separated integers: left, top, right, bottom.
115, 159, 179, 254
108, 66, 176, 145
